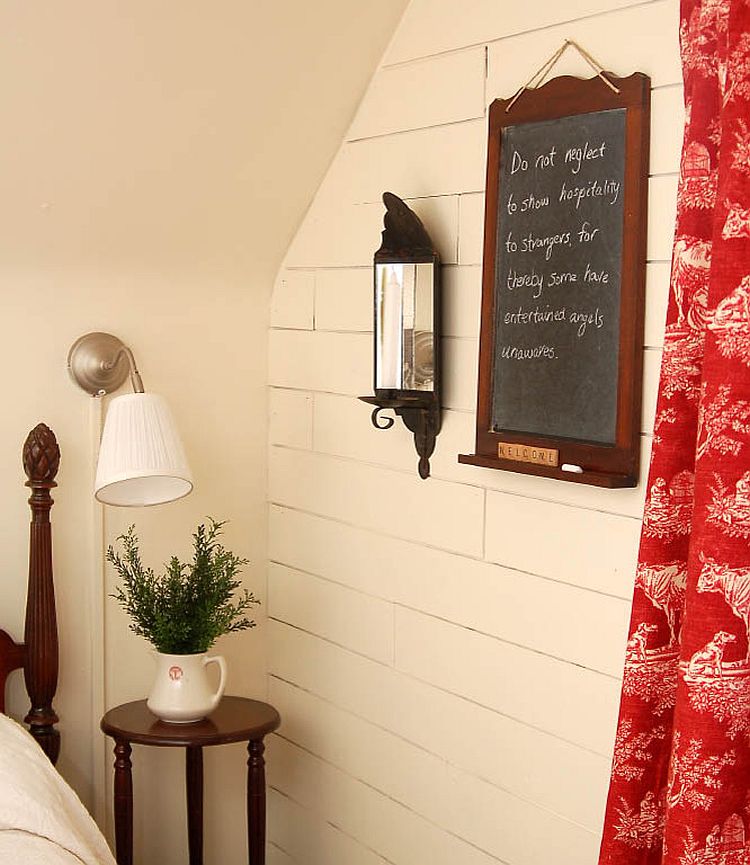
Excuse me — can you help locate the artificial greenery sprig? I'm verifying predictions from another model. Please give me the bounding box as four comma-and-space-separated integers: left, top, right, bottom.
107, 519, 259, 655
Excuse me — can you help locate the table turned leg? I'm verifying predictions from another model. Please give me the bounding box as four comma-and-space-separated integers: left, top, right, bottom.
113, 740, 133, 865
186, 746, 204, 865
247, 739, 266, 865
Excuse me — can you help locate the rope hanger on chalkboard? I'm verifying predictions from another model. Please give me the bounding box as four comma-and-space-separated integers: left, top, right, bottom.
506, 39, 621, 113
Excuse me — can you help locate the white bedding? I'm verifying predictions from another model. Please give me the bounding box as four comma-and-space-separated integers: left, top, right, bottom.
0, 714, 115, 865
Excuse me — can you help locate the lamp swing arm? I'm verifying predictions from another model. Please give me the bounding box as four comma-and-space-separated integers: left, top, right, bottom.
113, 345, 144, 394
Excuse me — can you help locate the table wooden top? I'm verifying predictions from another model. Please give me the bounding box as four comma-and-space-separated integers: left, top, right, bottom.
101, 696, 280, 747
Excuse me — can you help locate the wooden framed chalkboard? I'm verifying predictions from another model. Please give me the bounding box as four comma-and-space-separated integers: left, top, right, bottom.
459, 72, 650, 488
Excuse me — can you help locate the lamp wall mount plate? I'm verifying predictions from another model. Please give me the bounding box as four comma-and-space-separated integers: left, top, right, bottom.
67, 332, 142, 396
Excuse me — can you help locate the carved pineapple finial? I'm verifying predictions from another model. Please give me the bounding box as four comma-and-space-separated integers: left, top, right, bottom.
23, 424, 60, 486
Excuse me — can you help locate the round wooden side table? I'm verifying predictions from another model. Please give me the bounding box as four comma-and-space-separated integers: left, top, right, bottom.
101, 696, 280, 865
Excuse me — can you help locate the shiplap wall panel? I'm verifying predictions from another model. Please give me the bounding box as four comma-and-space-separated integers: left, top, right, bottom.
268, 389, 313, 449
269, 563, 394, 663
288, 191, 461, 268
270, 270, 315, 330
448, 770, 600, 865
266, 837, 297, 865
269, 679, 599, 865
643, 348, 661, 434
443, 337, 478, 410
268, 790, 391, 865
645, 261, 672, 346
269, 0, 679, 862
648, 174, 680, 261
268, 330, 370, 394
486, 1, 681, 98
443, 265, 482, 338
458, 192, 485, 265
395, 607, 621, 753
309, 393, 650, 518
386, 0, 655, 65
268, 736, 506, 865
313, 392, 421, 473
485, 491, 642, 597
269, 505, 630, 675
268, 622, 612, 829
269, 448, 485, 557
333, 123, 487, 203
349, 47, 487, 140
407, 196, 460, 261
285, 197, 381, 269
651, 85, 685, 175
314, 267, 372, 332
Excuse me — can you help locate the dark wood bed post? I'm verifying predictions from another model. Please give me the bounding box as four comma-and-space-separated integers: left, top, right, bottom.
22, 423, 61, 764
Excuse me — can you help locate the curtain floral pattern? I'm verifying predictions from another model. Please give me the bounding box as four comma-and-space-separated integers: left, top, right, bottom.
598, 1, 750, 863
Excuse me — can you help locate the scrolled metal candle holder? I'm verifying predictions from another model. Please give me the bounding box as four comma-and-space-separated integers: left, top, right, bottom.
359, 192, 442, 480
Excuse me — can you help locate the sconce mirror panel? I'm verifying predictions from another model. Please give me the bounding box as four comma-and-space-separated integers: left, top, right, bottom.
376, 262, 435, 393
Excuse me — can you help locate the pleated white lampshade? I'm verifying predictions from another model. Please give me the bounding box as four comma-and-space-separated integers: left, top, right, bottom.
94, 393, 193, 506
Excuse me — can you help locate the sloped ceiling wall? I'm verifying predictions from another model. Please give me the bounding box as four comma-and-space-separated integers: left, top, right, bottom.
0, 4, 408, 863
0, 0, 410, 284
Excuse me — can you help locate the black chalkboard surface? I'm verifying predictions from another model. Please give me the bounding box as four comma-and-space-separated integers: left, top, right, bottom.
459, 73, 650, 488
493, 108, 626, 444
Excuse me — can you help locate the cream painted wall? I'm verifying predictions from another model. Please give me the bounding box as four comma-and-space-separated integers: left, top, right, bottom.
3, 277, 268, 824
0, 2, 409, 865
268, 1, 682, 864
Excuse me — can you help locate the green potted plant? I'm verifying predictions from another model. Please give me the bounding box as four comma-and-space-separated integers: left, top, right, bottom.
107, 519, 259, 723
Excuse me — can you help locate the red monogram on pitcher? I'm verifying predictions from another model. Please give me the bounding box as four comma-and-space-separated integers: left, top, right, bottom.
168, 665, 183, 681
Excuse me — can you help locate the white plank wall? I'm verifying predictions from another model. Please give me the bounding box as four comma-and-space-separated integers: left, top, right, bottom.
267, 2, 682, 862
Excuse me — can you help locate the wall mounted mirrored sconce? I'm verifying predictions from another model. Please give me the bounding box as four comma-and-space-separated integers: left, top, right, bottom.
359, 192, 442, 479
68, 332, 193, 506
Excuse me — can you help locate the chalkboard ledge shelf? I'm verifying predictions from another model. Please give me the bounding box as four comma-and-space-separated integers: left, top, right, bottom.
457, 453, 636, 489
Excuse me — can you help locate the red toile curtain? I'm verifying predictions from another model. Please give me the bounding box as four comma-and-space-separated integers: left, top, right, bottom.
599, 1, 750, 863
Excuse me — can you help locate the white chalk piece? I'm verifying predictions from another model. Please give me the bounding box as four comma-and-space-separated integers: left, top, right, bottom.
561, 463, 584, 473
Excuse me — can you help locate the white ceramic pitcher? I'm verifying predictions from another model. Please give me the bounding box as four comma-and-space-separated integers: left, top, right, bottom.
147, 652, 226, 723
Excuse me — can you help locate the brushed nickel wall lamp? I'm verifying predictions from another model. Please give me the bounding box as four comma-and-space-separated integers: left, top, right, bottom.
359, 193, 442, 479
68, 332, 193, 506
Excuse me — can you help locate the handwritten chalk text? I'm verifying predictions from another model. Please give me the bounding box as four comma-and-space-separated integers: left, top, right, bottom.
500, 343, 557, 360
559, 178, 621, 208
564, 140, 607, 174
